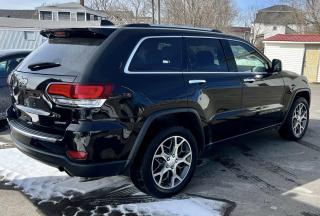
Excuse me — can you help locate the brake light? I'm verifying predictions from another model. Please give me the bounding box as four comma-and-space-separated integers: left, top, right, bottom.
54, 31, 68, 38
66, 150, 87, 160
47, 83, 112, 108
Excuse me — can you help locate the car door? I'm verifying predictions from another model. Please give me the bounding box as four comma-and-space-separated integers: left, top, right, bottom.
183, 37, 243, 143
225, 40, 285, 132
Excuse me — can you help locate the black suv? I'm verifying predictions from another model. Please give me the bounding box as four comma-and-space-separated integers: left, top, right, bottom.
7, 25, 311, 198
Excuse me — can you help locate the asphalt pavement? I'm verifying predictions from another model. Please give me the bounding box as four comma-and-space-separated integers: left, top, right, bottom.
0, 84, 319, 216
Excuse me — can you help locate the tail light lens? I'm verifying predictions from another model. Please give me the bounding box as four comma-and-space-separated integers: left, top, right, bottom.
66, 150, 87, 160
47, 83, 112, 108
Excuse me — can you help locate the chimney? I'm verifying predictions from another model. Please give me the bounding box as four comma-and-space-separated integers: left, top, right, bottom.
80, 0, 84, 6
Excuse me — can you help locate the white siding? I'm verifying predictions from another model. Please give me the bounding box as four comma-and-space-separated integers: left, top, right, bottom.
318, 57, 320, 82
252, 23, 288, 39
264, 43, 305, 75
0, 29, 46, 50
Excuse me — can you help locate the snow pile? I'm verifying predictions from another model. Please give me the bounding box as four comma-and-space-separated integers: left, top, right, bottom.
0, 141, 11, 148
0, 148, 228, 216
0, 148, 129, 201
119, 197, 225, 216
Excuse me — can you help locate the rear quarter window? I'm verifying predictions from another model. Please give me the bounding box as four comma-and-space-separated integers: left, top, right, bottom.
128, 37, 182, 72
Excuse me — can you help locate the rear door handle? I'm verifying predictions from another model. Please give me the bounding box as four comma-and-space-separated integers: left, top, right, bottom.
243, 78, 256, 83
189, 80, 206, 84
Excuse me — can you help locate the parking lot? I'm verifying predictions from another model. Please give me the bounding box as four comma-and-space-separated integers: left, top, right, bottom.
0, 84, 319, 216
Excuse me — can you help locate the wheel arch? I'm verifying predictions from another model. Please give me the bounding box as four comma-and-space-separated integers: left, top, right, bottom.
282, 88, 311, 124
125, 108, 206, 170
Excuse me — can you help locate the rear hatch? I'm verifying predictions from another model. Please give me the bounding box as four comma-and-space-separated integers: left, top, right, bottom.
9, 28, 114, 134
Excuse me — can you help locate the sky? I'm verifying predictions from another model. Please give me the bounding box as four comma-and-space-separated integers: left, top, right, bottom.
0, 0, 281, 10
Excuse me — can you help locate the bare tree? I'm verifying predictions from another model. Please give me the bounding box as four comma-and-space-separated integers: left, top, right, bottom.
123, 0, 151, 21
89, 0, 115, 12
88, 0, 152, 24
305, 0, 320, 32
162, 0, 237, 31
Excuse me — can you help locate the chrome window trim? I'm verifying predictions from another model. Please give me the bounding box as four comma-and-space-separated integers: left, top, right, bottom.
124, 35, 270, 75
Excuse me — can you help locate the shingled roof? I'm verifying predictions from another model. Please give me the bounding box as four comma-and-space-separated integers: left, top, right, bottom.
0, 9, 38, 19
255, 5, 300, 25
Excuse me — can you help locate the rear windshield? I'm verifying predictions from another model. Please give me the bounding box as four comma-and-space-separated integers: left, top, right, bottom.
17, 37, 104, 76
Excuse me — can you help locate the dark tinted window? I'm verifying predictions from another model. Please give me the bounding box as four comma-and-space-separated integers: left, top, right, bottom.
18, 38, 105, 75
187, 38, 228, 72
0, 57, 24, 76
129, 38, 182, 72
229, 41, 269, 72
0, 60, 7, 76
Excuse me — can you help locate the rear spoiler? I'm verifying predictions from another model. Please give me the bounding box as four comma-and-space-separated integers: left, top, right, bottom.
40, 28, 115, 39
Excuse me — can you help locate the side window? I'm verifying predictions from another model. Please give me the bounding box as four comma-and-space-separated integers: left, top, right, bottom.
0, 60, 7, 77
7, 57, 24, 74
129, 37, 182, 72
186, 38, 228, 72
229, 41, 269, 72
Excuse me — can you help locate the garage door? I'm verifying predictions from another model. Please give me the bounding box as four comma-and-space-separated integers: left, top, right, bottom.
303, 45, 320, 82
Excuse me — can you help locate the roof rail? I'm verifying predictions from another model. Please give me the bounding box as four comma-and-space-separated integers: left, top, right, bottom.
211, 29, 222, 33
100, 20, 114, 26
123, 23, 151, 27
122, 23, 222, 33
151, 24, 223, 33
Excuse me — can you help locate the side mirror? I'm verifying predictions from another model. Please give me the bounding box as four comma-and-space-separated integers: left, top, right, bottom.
272, 59, 282, 72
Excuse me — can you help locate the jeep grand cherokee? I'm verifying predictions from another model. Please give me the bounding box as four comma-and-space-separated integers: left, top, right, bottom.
7, 24, 311, 198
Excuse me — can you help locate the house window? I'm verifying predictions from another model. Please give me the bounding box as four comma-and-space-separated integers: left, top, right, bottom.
273, 26, 278, 30
24, 31, 36, 41
40, 11, 52, 20
77, 12, 85, 21
71, 12, 77, 21
58, 12, 70, 21
86, 13, 91, 21
52, 12, 58, 20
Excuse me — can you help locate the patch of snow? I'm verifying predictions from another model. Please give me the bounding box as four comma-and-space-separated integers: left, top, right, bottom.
0, 148, 228, 216
97, 197, 226, 216
0, 148, 129, 201
0, 141, 10, 147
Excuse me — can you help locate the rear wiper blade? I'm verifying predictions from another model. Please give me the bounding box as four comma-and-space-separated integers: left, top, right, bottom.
28, 62, 61, 71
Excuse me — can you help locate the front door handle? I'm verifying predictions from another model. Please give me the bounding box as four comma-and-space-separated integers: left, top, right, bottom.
243, 78, 256, 83
189, 80, 206, 84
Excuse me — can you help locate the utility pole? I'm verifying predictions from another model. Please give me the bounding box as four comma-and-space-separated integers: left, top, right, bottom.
152, 0, 155, 24
157, 0, 161, 24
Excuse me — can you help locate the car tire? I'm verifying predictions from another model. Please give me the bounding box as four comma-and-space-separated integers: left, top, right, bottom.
130, 126, 198, 198
279, 97, 309, 141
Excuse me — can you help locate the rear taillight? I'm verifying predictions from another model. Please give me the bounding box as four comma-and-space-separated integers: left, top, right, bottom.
47, 83, 112, 108
66, 150, 87, 160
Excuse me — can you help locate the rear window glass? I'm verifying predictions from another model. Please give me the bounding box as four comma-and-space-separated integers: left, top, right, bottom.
17, 37, 104, 75
129, 37, 182, 72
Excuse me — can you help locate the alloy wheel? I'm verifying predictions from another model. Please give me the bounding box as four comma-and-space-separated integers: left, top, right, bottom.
151, 136, 192, 190
292, 103, 308, 137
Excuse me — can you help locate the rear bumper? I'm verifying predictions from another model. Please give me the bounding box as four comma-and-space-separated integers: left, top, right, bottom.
7, 106, 130, 177
11, 134, 127, 177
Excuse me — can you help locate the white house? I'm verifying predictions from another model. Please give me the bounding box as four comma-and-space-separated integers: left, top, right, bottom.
264, 34, 320, 83
36, 1, 108, 22
0, 1, 112, 50
252, 5, 303, 49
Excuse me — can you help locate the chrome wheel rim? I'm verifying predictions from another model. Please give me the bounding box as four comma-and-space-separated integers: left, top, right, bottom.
151, 136, 192, 190
292, 103, 308, 137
